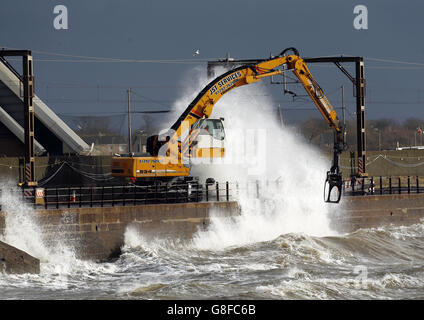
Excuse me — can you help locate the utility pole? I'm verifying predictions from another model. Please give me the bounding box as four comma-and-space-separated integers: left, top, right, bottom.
372, 127, 381, 151
127, 88, 132, 154
278, 104, 284, 127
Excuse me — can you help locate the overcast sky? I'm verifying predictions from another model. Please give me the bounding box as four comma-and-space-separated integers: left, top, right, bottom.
1, 0, 424, 131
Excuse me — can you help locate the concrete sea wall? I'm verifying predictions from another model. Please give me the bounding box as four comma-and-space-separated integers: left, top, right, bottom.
0, 240, 40, 274
0, 201, 240, 264
331, 194, 424, 233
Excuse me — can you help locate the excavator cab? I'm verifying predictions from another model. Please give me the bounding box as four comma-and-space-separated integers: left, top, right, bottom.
192, 118, 225, 140
190, 118, 225, 158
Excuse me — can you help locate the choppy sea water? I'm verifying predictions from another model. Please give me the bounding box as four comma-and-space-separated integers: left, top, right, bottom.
1, 187, 423, 300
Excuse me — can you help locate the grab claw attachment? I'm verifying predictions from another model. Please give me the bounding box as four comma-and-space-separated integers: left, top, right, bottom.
324, 171, 343, 203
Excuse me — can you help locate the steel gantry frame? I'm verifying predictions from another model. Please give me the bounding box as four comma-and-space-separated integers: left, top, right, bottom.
303, 56, 367, 177
207, 54, 367, 177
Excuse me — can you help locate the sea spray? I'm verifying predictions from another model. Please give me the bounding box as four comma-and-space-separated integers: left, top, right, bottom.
167, 67, 340, 249
0, 182, 50, 261
122, 66, 340, 250
0, 182, 98, 276
123, 66, 340, 249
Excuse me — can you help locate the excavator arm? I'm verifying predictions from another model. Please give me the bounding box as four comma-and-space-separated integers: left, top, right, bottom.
154, 47, 344, 202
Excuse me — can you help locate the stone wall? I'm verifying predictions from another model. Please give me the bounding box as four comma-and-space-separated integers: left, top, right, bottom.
330, 194, 424, 233
0, 155, 112, 186
0, 240, 40, 274
0, 201, 240, 262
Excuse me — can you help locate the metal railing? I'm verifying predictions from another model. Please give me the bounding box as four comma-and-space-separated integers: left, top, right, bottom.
343, 176, 423, 196
1, 176, 423, 211
8, 181, 237, 210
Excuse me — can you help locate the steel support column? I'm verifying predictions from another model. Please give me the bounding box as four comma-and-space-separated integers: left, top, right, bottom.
355, 58, 366, 176
0, 49, 37, 186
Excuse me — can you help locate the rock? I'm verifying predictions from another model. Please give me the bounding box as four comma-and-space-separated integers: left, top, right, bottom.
0, 240, 40, 274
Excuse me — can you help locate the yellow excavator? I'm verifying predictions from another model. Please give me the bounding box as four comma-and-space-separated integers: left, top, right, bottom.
111, 47, 345, 203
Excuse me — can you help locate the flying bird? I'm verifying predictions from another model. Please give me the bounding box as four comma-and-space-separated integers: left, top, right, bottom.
193, 49, 200, 56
